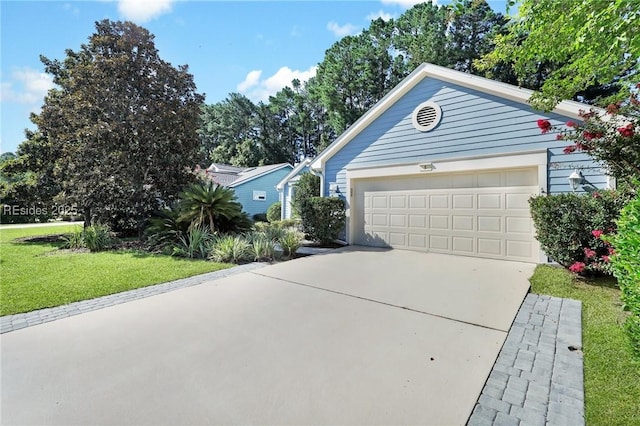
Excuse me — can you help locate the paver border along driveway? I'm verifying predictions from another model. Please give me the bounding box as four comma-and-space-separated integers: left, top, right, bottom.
1, 247, 534, 425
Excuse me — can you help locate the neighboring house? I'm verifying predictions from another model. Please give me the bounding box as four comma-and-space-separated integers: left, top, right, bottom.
207, 163, 293, 218
276, 157, 313, 220
311, 63, 612, 263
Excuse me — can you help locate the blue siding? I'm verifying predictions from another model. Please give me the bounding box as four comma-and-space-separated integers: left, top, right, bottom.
281, 165, 311, 219
324, 77, 608, 195
233, 166, 292, 218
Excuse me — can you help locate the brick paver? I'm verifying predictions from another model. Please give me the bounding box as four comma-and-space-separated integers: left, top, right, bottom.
0, 262, 266, 334
468, 294, 584, 426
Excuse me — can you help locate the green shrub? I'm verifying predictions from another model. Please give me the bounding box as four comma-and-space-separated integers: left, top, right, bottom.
279, 230, 302, 258
253, 213, 268, 222
172, 224, 213, 259
251, 235, 278, 261
83, 223, 113, 251
605, 195, 640, 356
291, 172, 320, 217
145, 204, 189, 250
529, 190, 629, 275
62, 227, 85, 249
278, 218, 300, 228
298, 197, 346, 245
209, 235, 252, 263
267, 202, 282, 223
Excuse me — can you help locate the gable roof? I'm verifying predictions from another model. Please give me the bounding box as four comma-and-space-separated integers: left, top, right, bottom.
311, 63, 599, 171
227, 163, 292, 188
206, 162, 292, 187
276, 157, 313, 191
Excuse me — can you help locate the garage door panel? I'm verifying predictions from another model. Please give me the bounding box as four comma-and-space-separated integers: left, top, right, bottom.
453, 215, 474, 231
372, 196, 388, 208
505, 193, 531, 209
478, 193, 502, 209
478, 238, 502, 256
452, 194, 474, 209
390, 196, 406, 208
429, 235, 449, 250
430, 195, 449, 208
390, 214, 406, 227
409, 214, 427, 227
477, 216, 502, 232
429, 215, 449, 230
506, 217, 533, 233
452, 237, 474, 253
409, 234, 427, 249
355, 168, 539, 262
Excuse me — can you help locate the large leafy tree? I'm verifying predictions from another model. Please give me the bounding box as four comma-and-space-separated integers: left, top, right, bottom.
447, 0, 510, 76
478, 0, 639, 109
311, 22, 407, 134
27, 20, 204, 232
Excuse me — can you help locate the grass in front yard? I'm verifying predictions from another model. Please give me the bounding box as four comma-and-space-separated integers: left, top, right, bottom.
1, 225, 233, 316
530, 265, 640, 425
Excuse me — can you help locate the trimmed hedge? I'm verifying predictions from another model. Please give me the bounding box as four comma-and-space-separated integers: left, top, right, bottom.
298, 196, 345, 245
266, 201, 281, 223
529, 190, 629, 275
606, 195, 640, 357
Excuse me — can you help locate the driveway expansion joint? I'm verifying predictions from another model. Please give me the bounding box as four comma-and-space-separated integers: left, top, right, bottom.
249, 270, 508, 332
467, 293, 585, 426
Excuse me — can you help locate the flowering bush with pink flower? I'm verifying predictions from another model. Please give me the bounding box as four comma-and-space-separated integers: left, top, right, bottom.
536, 92, 640, 185
529, 190, 630, 276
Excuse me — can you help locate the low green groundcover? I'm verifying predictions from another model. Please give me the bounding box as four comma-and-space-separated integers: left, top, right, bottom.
529, 265, 640, 425
0, 225, 233, 316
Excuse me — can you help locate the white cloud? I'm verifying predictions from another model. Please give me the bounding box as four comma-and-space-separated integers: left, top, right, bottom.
0, 67, 54, 107
237, 70, 263, 92
117, 0, 173, 23
366, 10, 396, 21
326, 21, 360, 37
380, 0, 437, 8
238, 66, 318, 102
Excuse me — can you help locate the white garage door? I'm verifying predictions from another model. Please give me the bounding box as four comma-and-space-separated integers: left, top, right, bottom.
353, 168, 539, 262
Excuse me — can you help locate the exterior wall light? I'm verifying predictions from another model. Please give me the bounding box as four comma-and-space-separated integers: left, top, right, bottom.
568, 169, 584, 191
419, 163, 434, 171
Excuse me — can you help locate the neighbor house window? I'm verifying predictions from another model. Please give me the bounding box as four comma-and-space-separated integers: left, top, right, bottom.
253, 190, 267, 201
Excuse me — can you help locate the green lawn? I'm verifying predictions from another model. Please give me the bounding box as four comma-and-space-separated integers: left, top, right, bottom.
0, 225, 233, 316
530, 265, 640, 426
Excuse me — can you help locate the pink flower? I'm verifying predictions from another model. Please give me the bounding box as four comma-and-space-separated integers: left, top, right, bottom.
606, 103, 620, 114
563, 145, 577, 154
608, 247, 616, 255
569, 262, 586, 273
537, 119, 552, 133
584, 248, 597, 258
602, 255, 610, 263
591, 230, 604, 238
592, 192, 601, 198
618, 123, 634, 138
556, 134, 564, 140
583, 131, 602, 141
566, 121, 577, 128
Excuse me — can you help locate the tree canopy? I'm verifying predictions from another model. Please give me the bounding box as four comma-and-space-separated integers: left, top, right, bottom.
7, 19, 204, 232
478, 0, 640, 110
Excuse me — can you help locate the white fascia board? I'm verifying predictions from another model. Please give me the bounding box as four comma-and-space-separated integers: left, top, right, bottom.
276, 158, 311, 191
310, 64, 430, 171
230, 163, 291, 188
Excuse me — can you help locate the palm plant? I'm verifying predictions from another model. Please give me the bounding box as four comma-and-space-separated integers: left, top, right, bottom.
179, 181, 245, 232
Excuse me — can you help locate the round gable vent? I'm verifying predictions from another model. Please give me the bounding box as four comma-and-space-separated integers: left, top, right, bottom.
412, 101, 442, 132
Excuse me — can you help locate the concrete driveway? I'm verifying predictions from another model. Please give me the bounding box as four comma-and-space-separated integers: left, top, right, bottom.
1, 247, 534, 425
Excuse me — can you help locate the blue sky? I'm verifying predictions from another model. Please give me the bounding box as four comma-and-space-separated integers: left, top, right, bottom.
0, 0, 511, 154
